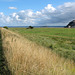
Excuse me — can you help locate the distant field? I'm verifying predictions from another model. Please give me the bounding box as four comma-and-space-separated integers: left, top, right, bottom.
9, 28, 75, 61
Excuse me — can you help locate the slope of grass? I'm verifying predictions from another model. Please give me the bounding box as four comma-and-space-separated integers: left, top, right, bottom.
0, 28, 11, 75
1, 28, 75, 75
9, 28, 75, 61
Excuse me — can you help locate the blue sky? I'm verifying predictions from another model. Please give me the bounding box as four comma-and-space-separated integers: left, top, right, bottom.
0, 0, 75, 15
0, 0, 75, 26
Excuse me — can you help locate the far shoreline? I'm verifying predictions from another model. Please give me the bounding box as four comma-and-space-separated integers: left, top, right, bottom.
1, 26, 65, 28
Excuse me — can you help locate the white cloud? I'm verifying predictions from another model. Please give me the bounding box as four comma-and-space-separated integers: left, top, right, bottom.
20, 10, 25, 13
12, 13, 17, 17
45, 4, 56, 11
0, 0, 15, 2
1, 2, 75, 26
6, 16, 11, 22
36, 2, 75, 26
0, 12, 4, 17
16, 15, 21, 21
9, 7, 17, 9
0, 12, 12, 24
41, 4, 56, 14
58, 2, 75, 8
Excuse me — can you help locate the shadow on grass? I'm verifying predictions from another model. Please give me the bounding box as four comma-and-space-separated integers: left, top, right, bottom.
0, 30, 12, 75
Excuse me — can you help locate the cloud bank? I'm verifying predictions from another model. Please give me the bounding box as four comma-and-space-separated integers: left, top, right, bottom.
1, 2, 75, 26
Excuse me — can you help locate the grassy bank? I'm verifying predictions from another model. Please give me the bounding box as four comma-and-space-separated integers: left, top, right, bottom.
1, 28, 75, 75
9, 28, 75, 61
0, 29, 11, 75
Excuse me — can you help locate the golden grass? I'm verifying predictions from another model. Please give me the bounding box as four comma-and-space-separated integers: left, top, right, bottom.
1, 28, 75, 75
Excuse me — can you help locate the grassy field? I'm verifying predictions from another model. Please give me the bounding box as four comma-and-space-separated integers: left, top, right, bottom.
1, 28, 75, 75
9, 28, 75, 61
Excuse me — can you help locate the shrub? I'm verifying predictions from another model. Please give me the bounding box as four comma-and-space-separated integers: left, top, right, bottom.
27, 26, 34, 29
3, 26, 8, 29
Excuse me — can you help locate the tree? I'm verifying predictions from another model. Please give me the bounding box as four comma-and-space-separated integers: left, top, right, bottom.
3, 26, 8, 29
27, 26, 34, 29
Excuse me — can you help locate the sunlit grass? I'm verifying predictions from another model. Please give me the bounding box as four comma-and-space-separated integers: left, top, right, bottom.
1, 28, 75, 75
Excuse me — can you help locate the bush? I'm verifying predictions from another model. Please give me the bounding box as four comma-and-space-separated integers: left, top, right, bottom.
3, 26, 8, 29
27, 26, 34, 29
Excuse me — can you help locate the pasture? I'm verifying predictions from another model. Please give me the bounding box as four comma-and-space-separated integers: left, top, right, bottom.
1, 28, 75, 75
10, 28, 75, 61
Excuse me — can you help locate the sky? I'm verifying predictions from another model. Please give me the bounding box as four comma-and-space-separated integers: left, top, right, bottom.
0, 0, 75, 26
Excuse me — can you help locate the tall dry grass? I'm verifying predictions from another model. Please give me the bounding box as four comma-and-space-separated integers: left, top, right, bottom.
1, 28, 75, 75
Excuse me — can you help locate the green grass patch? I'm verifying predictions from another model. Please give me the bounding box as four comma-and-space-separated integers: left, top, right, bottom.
9, 28, 75, 61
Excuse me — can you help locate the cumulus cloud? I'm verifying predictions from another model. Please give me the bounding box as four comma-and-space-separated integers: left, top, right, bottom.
37, 2, 75, 26
42, 4, 56, 13
0, 12, 4, 17
1, 2, 75, 26
0, 12, 12, 25
9, 7, 17, 9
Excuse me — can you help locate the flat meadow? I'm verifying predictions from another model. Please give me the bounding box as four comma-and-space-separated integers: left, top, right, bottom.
9, 28, 75, 61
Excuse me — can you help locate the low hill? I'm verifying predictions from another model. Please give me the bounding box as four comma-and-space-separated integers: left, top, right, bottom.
66, 20, 75, 28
